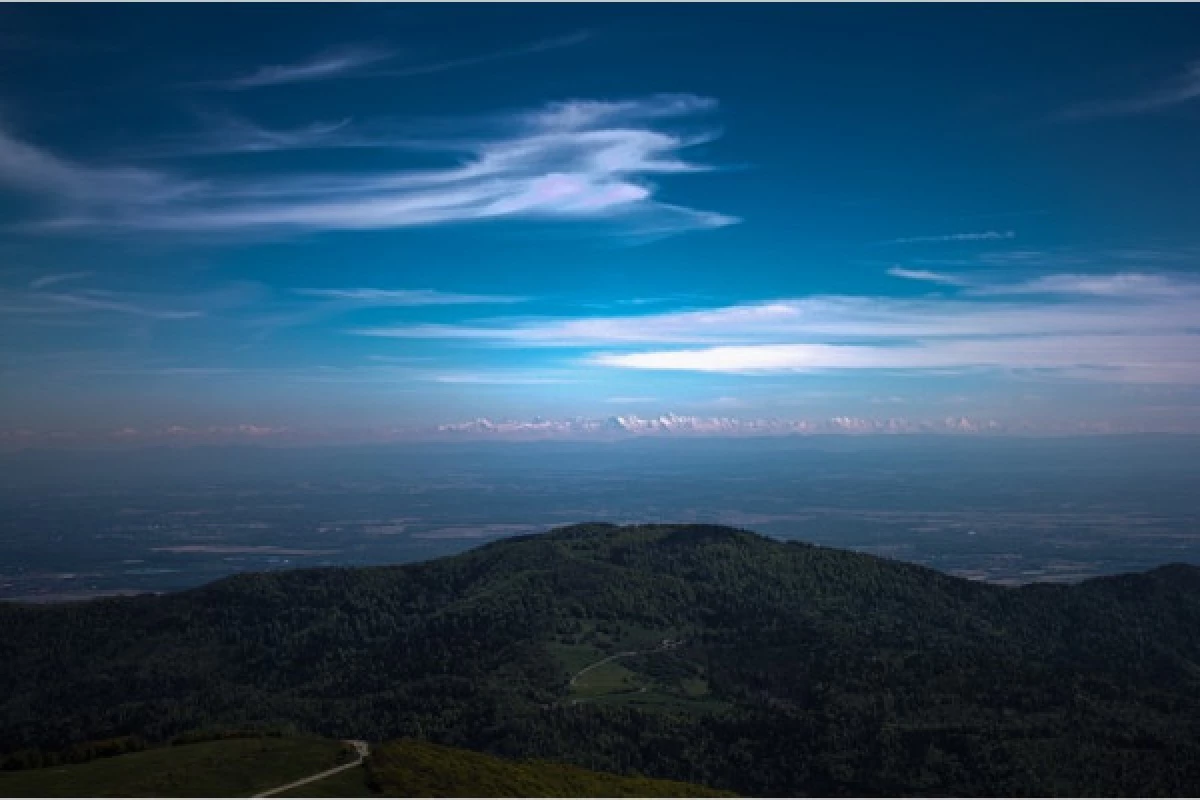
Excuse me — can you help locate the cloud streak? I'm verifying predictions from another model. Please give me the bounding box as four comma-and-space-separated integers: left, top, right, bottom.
1059, 60, 1200, 120
1, 288, 204, 320
0, 95, 735, 238
142, 115, 356, 157
28, 271, 90, 290
206, 46, 395, 90
40, 290, 204, 320
2, 282, 262, 322
0, 126, 196, 205
965, 272, 1181, 298
885, 231, 1015, 245
886, 267, 970, 287
294, 288, 529, 305
586, 335, 1199, 383
352, 271, 1200, 384
375, 31, 591, 79
890, 268, 1178, 298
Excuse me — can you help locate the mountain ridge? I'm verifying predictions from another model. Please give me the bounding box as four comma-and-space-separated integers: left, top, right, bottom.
3, 523, 1200, 796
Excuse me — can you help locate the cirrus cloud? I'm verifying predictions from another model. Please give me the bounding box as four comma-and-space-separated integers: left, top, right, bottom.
204, 46, 396, 90
0, 94, 736, 239
352, 271, 1200, 384
294, 288, 528, 306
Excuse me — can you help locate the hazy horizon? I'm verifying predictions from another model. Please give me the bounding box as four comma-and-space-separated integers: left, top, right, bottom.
4, 434, 1198, 603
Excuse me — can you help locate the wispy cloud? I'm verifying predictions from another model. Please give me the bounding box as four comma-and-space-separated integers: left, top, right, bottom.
909, 246, 1200, 272
203, 31, 589, 92
890, 268, 1180, 298
27, 290, 204, 320
2, 282, 260, 322
204, 46, 396, 90
142, 114, 355, 157
1059, 60, 1200, 120
352, 272, 1200, 384
586, 335, 1199, 383
886, 267, 970, 287
375, 31, 591, 79
0, 94, 735, 238
966, 272, 1180, 298
427, 371, 579, 385
0, 126, 196, 205
294, 288, 528, 306
884, 231, 1015, 245
28, 271, 90, 290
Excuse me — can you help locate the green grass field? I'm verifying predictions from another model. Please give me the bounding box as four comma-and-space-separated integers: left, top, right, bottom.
278, 764, 375, 797
571, 659, 644, 698
545, 641, 606, 675
0, 736, 351, 797
559, 635, 732, 712
366, 739, 734, 797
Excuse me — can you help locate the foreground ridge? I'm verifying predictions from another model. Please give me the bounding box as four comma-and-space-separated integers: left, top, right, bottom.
3, 523, 1200, 797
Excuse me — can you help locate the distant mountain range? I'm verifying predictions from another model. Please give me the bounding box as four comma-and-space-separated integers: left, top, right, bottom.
3, 523, 1200, 795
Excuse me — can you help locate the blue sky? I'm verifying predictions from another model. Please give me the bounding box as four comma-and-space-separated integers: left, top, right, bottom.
2, 4, 1200, 442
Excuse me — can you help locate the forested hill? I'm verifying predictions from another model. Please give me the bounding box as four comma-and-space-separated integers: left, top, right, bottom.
4, 523, 1200, 796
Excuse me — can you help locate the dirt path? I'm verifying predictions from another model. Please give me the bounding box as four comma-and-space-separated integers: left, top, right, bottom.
568, 639, 683, 691
252, 740, 368, 798
569, 650, 643, 687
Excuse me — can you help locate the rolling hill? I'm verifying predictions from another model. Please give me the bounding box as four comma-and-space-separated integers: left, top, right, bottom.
360, 738, 733, 797
0, 735, 353, 797
0, 734, 725, 798
3, 523, 1200, 796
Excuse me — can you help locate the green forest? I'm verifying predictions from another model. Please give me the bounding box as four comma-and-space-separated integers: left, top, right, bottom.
3, 523, 1200, 796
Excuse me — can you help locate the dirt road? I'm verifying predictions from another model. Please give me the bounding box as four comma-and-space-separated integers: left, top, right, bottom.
253, 739, 368, 798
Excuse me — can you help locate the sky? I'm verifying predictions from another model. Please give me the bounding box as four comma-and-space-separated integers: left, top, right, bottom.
2, 4, 1200, 444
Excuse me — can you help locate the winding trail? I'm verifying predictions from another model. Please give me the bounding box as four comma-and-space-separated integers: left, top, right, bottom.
566, 640, 683, 705
253, 740, 368, 798
569, 650, 643, 687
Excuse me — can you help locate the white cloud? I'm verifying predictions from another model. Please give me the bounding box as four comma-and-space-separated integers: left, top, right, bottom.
38, 290, 204, 320
426, 371, 579, 385
295, 288, 528, 305
3, 282, 261, 322
885, 231, 1015, 245
1059, 60, 1200, 120
886, 267, 970, 287
208, 46, 395, 90
967, 272, 1181, 298
375, 31, 590, 80
353, 283, 1200, 345
353, 272, 1200, 384
0, 95, 734, 237
889, 268, 1182, 298
28, 271, 90, 290
529, 94, 718, 131
0, 126, 196, 205
207, 32, 589, 91
145, 115, 355, 157
586, 335, 1200, 383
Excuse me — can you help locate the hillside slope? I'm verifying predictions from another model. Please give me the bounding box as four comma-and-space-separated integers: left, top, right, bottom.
0, 736, 352, 797
360, 738, 732, 797
3, 523, 1200, 796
